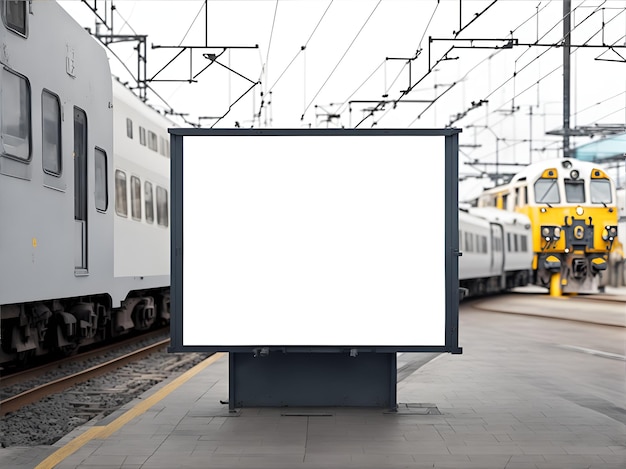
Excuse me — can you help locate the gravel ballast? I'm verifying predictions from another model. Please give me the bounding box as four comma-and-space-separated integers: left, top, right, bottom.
1, 341, 211, 448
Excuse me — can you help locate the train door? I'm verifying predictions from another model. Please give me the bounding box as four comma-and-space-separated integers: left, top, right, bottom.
490, 223, 505, 286
74, 107, 88, 272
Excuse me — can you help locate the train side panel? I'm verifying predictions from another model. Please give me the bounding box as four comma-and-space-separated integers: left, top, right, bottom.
0, 2, 114, 306
459, 211, 493, 280
459, 207, 532, 297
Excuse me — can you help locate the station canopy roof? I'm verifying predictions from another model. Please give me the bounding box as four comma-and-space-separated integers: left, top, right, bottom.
573, 133, 626, 163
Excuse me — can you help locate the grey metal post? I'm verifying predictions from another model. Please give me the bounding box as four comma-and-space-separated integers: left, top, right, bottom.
563, 0, 571, 158
169, 132, 184, 352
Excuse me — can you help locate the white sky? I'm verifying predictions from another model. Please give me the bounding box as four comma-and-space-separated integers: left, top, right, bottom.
58, 0, 626, 183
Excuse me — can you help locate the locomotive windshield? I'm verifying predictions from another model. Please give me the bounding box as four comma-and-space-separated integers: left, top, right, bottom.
590, 179, 612, 204
564, 179, 584, 203
534, 178, 560, 204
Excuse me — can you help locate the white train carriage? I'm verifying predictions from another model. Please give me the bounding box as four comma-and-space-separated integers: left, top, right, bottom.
459, 206, 532, 297
0, 0, 115, 353
0, 1, 171, 364
111, 79, 173, 328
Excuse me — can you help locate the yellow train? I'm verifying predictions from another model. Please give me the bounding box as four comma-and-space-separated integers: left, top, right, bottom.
476, 158, 621, 296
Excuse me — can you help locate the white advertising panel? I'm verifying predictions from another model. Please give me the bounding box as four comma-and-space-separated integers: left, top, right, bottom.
180, 133, 448, 347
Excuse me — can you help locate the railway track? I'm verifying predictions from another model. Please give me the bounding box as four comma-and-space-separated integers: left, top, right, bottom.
0, 329, 169, 386
0, 337, 170, 417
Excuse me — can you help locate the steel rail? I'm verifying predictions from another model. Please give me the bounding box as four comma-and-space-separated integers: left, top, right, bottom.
0, 328, 169, 387
0, 339, 169, 416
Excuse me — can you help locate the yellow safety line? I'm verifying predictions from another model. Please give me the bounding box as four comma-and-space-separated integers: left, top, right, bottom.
35, 352, 225, 469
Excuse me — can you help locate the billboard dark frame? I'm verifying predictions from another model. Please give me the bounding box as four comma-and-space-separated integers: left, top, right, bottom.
168, 128, 462, 355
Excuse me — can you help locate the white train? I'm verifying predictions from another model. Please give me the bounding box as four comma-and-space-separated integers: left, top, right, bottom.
0, 1, 172, 366
459, 206, 533, 298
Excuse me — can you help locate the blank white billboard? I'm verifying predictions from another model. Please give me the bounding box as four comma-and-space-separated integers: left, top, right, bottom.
182, 134, 447, 347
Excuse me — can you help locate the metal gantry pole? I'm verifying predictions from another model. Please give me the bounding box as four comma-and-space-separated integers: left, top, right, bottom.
563, 0, 571, 158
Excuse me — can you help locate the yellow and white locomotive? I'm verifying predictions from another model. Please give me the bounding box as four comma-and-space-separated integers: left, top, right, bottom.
477, 158, 620, 296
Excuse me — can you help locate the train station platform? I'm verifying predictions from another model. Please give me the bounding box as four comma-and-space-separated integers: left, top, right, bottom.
2, 289, 625, 469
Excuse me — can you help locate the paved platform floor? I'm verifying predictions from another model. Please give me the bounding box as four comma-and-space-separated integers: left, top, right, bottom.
2, 290, 625, 469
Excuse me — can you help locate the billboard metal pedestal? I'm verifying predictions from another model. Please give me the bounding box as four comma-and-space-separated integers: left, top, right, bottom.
229, 352, 397, 409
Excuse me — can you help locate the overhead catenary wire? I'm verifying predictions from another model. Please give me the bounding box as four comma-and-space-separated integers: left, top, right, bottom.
462, 0, 613, 131
349, 0, 442, 127
301, 0, 383, 121
268, 0, 334, 94
572, 90, 626, 118
354, 0, 554, 128
486, 4, 623, 120
75, 0, 625, 134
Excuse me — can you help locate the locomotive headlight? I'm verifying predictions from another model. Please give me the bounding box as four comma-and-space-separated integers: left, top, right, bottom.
576, 206, 584, 216
541, 226, 561, 241
570, 169, 580, 180
603, 225, 618, 241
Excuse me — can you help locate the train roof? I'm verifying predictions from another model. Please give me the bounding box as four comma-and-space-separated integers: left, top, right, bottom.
507, 157, 609, 184
112, 78, 178, 131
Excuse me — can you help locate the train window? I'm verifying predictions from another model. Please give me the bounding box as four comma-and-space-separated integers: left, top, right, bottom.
159, 136, 166, 156
534, 178, 560, 204
521, 235, 528, 252
42, 90, 62, 175
1, 68, 31, 161
95, 148, 108, 211
156, 186, 169, 227
480, 196, 495, 208
145, 181, 154, 224
2, 0, 27, 36
131, 176, 142, 221
459, 230, 463, 250
564, 179, 584, 203
115, 170, 128, 217
139, 126, 146, 146
165, 139, 170, 158
514, 187, 524, 207
514, 234, 519, 252
590, 179, 612, 204
126, 118, 133, 139
481, 236, 487, 253
507, 233, 511, 252
148, 131, 158, 152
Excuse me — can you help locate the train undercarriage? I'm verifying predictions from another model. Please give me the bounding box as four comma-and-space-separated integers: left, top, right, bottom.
0, 288, 170, 368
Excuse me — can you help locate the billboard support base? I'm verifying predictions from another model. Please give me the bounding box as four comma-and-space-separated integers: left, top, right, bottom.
228, 351, 397, 409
